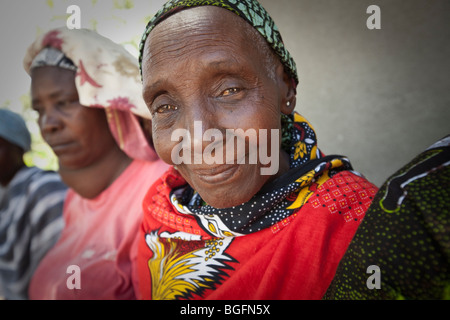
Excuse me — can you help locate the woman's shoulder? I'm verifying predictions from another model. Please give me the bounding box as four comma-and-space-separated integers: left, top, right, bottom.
304, 170, 378, 225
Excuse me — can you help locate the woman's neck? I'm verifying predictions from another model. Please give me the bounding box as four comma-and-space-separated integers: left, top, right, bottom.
59, 148, 132, 199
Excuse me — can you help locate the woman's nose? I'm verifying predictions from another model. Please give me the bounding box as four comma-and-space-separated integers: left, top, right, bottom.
40, 108, 63, 134
184, 100, 223, 163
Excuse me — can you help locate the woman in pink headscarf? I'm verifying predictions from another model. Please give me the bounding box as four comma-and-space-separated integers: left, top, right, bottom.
23, 27, 168, 300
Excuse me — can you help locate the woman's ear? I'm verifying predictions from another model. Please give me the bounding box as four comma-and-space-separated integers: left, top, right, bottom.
277, 64, 297, 115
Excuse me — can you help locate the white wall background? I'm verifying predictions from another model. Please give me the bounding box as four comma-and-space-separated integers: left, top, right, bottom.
259, 0, 450, 186
1, 0, 449, 186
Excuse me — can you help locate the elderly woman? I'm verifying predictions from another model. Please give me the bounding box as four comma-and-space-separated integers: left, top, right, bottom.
136, 0, 378, 300
22, 28, 168, 299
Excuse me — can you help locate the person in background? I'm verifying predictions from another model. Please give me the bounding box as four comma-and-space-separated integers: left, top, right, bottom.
0, 109, 67, 300
23, 28, 168, 299
136, 0, 378, 300
324, 135, 449, 300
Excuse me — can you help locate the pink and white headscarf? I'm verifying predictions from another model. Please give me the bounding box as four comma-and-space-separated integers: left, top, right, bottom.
23, 27, 158, 162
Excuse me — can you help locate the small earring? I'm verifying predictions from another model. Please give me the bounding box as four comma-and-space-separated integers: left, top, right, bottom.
287, 101, 291, 107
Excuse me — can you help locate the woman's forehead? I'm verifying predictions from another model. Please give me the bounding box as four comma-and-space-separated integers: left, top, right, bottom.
31, 66, 76, 88
31, 66, 78, 101
143, 7, 264, 72
146, 7, 245, 42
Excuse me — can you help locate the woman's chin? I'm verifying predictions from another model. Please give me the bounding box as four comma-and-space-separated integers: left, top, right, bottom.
200, 190, 255, 209
181, 164, 271, 209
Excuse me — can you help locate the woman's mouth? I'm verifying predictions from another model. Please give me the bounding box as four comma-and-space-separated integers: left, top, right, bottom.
191, 164, 240, 184
50, 141, 75, 155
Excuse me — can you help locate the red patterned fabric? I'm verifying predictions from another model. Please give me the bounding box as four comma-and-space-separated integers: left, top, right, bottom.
137, 168, 378, 300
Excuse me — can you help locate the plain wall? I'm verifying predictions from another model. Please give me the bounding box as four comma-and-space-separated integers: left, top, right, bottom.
259, 0, 450, 186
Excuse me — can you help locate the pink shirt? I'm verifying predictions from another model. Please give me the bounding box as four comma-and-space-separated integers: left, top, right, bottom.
28, 159, 168, 300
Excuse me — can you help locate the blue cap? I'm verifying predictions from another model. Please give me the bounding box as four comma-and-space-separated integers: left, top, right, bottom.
0, 109, 32, 152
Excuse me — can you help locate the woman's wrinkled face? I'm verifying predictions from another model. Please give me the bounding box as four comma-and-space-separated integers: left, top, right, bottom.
31, 66, 117, 171
142, 7, 293, 208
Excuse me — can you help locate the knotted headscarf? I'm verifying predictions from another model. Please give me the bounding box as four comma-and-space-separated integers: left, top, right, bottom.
23, 27, 158, 162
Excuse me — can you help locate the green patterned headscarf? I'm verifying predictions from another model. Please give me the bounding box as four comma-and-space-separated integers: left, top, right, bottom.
138, 0, 298, 86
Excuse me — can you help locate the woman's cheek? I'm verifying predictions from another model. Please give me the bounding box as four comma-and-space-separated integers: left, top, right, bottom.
153, 130, 176, 165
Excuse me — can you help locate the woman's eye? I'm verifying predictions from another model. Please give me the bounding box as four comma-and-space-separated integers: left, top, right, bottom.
156, 104, 178, 114
220, 87, 241, 97
32, 106, 42, 115
57, 99, 77, 108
